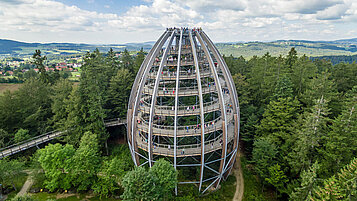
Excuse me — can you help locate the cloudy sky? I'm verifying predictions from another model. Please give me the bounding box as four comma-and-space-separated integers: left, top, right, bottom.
0, 0, 356, 44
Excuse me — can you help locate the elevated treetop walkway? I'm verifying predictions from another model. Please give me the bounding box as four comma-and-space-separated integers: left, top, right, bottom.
0, 118, 126, 159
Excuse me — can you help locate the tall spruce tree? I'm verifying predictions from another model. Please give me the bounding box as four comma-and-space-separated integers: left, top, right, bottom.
133, 48, 145, 74
290, 162, 320, 201
32, 50, 49, 84
289, 96, 331, 174
321, 86, 357, 175
311, 158, 357, 200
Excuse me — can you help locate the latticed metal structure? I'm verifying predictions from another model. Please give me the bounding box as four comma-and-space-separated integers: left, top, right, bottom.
127, 27, 240, 194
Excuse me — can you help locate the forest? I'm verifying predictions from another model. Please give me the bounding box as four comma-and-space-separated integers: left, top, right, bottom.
0, 47, 356, 200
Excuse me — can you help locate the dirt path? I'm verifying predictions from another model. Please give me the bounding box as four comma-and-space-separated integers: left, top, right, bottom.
232, 150, 244, 201
17, 174, 33, 196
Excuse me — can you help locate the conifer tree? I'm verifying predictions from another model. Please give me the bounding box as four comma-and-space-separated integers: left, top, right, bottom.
289, 96, 331, 173
121, 49, 134, 73
32, 50, 49, 84
311, 158, 357, 200
133, 48, 145, 74
321, 86, 357, 175
286, 47, 298, 68
290, 162, 320, 201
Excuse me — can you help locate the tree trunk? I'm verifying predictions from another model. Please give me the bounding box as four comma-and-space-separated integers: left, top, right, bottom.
12, 181, 16, 191
105, 140, 109, 156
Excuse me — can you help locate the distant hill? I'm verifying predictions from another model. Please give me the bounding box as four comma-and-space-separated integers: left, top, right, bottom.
0, 39, 153, 58
216, 39, 357, 59
1, 38, 357, 59
311, 55, 357, 65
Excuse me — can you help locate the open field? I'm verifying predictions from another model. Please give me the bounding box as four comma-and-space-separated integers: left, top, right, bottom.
0, 83, 22, 94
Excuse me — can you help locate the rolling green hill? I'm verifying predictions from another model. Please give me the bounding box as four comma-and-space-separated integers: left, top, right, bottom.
0, 39, 154, 58
1, 38, 357, 59
216, 39, 357, 58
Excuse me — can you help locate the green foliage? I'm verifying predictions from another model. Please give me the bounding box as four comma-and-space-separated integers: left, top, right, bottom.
32, 50, 49, 84
320, 86, 357, 176
70, 132, 101, 191
36, 143, 75, 191
62, 50, 109, 146
0, 78, 52, 134
93, 157, 122, 198
290, 56, 317, 96
14, 129, 30, 144
286, 48, 298, 68
121, 166, 161, 201
121, 159, 177, 201
0, 128, 11, 147
273, 76, 293, 100
0, 158, 25, 190
252, 138, 278, 180
311, 158, 357, 200
289, 96, 331, 174
240, 105, 259, 157
330, 62, 357, 93
256, 97, 299, 147
10, 195, 36, 201
240, 157, 268, 201
107, 68, 134, 118
121, 49, 134, 73
50, 79, 73, 129
150, 159, 178, 199
301, 71, 339, 116
133, 48, 145, 74
265, 164, 288, 195
290, 162, 320, 201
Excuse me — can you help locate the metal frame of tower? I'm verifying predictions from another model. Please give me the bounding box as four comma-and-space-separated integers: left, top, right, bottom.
127, 27, 240, 194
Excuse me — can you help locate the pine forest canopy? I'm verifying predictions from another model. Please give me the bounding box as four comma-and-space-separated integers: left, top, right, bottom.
0, 27, 356, 200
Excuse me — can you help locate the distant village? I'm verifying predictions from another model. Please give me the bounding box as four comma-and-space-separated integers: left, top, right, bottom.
0, 57, 81, 76
0, 51, 133, 83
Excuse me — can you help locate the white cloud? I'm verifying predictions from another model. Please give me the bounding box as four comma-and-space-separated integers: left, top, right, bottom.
316, 3, 349, 20
109, 0, 201, 30
0, 0, 356, 43
0, 0, 118, 33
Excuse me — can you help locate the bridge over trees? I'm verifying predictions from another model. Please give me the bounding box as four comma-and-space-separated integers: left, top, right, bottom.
0, 118, 126, 159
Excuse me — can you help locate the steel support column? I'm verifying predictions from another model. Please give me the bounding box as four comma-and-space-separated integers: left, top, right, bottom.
189, 30, 205, 192
174, 28, 183, 195
130, 31, 171, 166
148, 31, 176, 167
195, 30, 228, 188
200, 31, 240, 175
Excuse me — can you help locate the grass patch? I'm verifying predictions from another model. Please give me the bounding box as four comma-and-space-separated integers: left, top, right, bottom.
5, 172, 29, 200
0, 83, 22, 94
175, 175, 236, 201
30, 192, 119, 201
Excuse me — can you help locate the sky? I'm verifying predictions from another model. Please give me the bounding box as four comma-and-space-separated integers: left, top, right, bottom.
0, 0, 356, 44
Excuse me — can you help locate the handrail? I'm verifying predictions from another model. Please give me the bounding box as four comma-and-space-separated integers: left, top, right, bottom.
136, 125, 235, 156
0, 130, 61, 152
147, 68, 211, 79
137, 112, 234, 131
140, 94, 230, 112
0, 118, 127, 159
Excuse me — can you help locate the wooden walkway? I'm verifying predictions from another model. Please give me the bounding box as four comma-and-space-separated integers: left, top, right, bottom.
0, 118, 126, 159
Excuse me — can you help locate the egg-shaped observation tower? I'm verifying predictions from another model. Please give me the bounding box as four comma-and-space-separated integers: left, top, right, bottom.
127, 27, 240, 194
